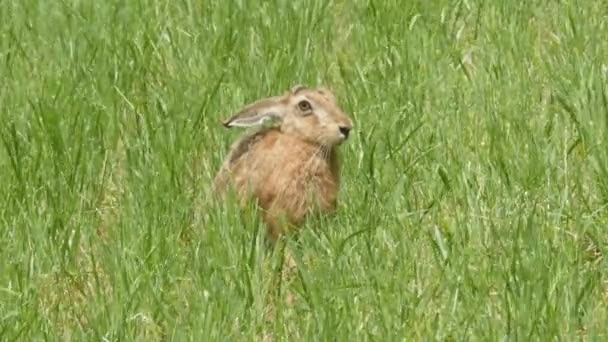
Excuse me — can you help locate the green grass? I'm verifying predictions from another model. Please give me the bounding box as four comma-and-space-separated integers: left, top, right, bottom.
1, 0, 608, 340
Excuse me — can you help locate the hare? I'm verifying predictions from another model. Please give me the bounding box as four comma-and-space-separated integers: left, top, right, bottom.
213, 85, 354, 241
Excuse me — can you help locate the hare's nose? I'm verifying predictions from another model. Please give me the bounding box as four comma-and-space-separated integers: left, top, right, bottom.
339, 126, 351, 139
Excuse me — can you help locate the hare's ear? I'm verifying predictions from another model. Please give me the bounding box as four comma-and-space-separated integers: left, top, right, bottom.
222, 96, 287, 128
290, 84, 307, 94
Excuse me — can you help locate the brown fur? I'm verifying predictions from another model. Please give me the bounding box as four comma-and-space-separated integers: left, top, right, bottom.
214, 86, 353, 241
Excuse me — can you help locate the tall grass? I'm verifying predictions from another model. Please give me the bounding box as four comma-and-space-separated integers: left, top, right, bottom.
1, 0, 607, 340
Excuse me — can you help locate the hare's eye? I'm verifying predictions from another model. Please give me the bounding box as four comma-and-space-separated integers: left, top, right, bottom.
298, 100, 312, 112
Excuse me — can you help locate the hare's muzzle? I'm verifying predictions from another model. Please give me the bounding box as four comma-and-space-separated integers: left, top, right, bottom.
338, 126, 351, 140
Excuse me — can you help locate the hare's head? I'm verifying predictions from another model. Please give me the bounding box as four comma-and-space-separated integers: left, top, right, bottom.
222, 85, 354, 147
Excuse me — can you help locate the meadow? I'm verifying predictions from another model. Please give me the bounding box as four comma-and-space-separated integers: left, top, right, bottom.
1, 0, 608, 340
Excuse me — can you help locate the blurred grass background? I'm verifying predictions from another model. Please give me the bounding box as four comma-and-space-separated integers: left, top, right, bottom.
1, 0, 607, 340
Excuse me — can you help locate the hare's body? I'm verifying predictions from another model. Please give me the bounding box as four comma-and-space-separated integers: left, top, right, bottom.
214, 86, 353, 241
215, 127, 340, 239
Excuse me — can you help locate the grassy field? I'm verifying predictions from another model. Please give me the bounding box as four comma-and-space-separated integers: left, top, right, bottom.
1, 0, 608, 340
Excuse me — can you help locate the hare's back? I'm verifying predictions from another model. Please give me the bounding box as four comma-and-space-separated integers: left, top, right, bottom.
225, 128, 278, 164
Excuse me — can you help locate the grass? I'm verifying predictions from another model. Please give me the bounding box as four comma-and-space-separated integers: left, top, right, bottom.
1, 0, 607, 340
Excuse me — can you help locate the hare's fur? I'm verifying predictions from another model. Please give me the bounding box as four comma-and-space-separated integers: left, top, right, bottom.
214, 86, 353, 241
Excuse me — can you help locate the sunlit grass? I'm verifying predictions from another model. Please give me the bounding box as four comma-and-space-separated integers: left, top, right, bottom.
1, 0, 607, 340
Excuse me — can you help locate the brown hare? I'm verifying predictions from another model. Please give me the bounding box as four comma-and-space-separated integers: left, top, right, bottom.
214, 85, 354, 242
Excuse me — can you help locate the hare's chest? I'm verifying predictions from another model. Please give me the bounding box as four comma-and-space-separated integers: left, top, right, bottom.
263, 154, 338, 210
